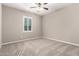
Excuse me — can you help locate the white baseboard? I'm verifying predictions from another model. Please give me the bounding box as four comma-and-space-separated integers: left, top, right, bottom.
44, 37, 79, 47
1, 36, 79, 47
1, 36, 41, 45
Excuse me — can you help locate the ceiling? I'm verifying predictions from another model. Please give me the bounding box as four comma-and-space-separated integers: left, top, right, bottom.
2, 3, 71, 16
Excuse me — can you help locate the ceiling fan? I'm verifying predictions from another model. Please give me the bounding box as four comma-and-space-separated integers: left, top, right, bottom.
30, 3, 48, 10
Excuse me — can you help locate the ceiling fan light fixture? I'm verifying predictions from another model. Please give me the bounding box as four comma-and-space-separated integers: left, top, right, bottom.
36, 7, 44, 11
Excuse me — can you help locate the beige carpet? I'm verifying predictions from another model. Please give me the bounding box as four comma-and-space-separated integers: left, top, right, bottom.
0, 39, 79, 56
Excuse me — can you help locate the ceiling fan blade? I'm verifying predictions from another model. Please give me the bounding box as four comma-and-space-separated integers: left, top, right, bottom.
43, 7, 48, 10
44, 3, 48, 5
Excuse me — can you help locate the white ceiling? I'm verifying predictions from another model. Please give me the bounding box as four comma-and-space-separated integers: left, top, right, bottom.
2, 3, 71, 16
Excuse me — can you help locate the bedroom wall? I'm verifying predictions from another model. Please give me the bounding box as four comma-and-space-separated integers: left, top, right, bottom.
0, 4, 2, 45
43, 4, 79, 44
2, 5, 42, 43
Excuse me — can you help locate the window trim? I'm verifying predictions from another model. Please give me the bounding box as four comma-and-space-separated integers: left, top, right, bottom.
23, 16, 32, 32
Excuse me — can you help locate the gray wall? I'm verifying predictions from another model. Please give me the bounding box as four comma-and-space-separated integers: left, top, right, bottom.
43, 4, 79, 44
2, 5, 42, 43
0, 4, 2, 44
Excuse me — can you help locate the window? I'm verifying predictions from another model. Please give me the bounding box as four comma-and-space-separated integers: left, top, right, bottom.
23, 16, 32, 32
